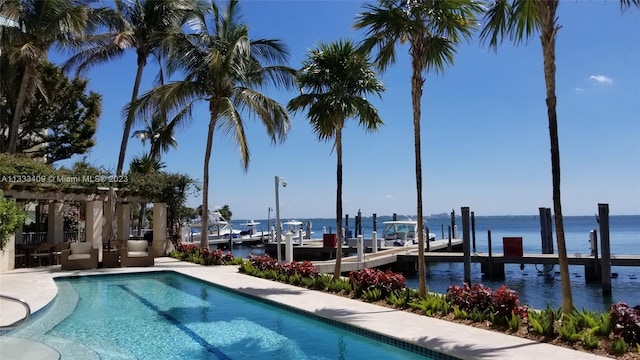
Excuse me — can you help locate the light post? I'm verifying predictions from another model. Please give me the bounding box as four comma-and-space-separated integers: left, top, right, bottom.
274, 176, 287, 262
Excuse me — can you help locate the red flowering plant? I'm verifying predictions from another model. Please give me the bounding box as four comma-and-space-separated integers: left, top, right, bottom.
610, 302, 640, 345
446, 283, 528, 321
280, 261, 319, 278
246, 254, 279, 271
349, 268, 405, 298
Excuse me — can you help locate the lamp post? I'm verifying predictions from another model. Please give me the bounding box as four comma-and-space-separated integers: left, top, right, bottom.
274, 176, 287, 262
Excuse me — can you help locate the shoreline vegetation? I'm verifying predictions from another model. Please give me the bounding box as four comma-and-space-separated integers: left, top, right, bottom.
171, 244, 640, 359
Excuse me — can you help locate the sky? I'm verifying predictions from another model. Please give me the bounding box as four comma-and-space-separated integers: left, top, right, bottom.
55, 1, 640, 220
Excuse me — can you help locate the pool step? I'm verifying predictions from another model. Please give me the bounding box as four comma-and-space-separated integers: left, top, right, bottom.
0, 336, 60, 360
0, 335, 102, 360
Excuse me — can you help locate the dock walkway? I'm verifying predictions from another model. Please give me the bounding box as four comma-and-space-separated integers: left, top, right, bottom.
312, 238, 463, 273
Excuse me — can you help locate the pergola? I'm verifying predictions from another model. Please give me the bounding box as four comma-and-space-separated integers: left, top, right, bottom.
2, 183, 169, 271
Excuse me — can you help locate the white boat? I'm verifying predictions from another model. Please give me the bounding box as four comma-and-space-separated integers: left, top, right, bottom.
238, 220, 269, 242
275, 220, 313, 242
188, 210, 242, 245
382, 219, 436, 247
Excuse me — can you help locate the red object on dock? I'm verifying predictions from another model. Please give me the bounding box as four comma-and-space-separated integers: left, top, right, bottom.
323, 233, 337, 248
503, 237, 523, 257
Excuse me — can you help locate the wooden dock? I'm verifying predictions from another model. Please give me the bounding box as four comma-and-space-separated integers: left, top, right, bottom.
307, 238, 464, 273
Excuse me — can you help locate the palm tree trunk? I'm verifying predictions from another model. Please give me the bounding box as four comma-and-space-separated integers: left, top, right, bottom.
540, 0, 572, 314
117, 56, 146, 175
200, 103, 218, 250
332, 127, 344, 280
411, 48, 427, 297
7, 66, 33, 153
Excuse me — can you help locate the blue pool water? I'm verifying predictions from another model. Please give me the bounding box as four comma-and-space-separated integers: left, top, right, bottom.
11, 272, 443, 359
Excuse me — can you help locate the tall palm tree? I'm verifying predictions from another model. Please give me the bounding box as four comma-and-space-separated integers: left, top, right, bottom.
64, 0, 206, 174
480, 0, 639, 314
130, 0, 295, 249
355, 0, 482, 297
0, 0, 102, 154
288, 40, 384, 278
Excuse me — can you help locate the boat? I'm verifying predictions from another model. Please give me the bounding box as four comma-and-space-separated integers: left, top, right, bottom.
187, 210, 242, 245
238, 220, 269, 243
273, 220, 313, 242
382, 219, 436, 247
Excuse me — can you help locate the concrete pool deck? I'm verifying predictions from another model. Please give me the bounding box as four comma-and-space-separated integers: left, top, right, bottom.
0, 257, 609, 360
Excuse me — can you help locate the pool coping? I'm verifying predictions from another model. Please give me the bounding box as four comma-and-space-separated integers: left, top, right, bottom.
0, 257, 611, 360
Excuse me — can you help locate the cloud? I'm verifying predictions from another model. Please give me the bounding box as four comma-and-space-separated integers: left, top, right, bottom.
385, 194, 394, 199
574, 87, 585, 92
588, 75, 613, 85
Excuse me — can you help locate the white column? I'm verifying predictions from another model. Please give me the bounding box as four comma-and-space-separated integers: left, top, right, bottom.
85, 201, 103, 262
285, 232, 293, 263
117, 203, 131, 241
357, 235, 364, 262
153, 203, 167, 257
47, 201, 64, 244
372, 231, 378, 253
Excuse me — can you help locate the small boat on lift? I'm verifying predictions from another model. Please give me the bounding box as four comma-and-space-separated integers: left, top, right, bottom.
382, 219, 436, 247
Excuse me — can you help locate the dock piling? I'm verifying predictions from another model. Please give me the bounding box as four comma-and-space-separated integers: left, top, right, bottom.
372, 231, 378, 253
598, 204, 612, 296
471, 211, 476, 253
462, 207, 471, 284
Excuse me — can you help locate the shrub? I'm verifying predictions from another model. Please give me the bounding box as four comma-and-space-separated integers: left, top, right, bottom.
610, 302, 640, 345
0, 191, 26, 251
611, 337, 628, 355
247, 254, 279, 271
349, 268, 405, 298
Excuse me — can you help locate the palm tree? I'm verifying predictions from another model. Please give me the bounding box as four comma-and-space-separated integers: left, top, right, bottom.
130, 0, 295, 249
64, 0, 206, 174
129, 152, 164, 236
480, 0, 639, 314
288, 40, 384, 278
0, 0, 102, 154
132, 113, 178, 160
355, 0, 482, 297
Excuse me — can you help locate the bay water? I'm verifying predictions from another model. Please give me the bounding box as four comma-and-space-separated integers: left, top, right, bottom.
228, 214, 639, 312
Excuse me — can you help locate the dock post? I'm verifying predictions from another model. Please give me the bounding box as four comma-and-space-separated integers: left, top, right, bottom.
285, 232, 293, 263
539, 207, 554, 254
441, 224, 444, 240
471, 211, 476, 253
345, 214, 349, 239
372, 231, 378, 253
372, 213, 377, 232
393, 213, 397, 221
357, 209, 362, 237
298, 229, 303, 246
598, 204, 612, 296
481, 229, 493, 276
450, 209, 455, 239
357, 235, 364, 263
306, 221, 311, 240
585, 229, 600, 282
447, 226, 452, 251
462, 207, 471, 284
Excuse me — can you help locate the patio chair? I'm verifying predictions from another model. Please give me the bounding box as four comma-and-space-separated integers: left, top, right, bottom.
61, 242, 98, 270
121, 240, 154, 267
31, 242, 54, 266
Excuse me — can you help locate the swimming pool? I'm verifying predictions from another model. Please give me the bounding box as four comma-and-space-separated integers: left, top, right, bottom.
7, 271, 454, 359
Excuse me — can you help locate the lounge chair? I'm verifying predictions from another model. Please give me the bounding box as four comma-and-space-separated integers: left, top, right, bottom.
121, 240, 154, 267
61, 242, 98, 270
